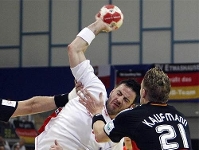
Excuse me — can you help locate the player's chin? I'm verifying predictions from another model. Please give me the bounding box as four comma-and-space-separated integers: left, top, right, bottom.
111, 104, 120, 111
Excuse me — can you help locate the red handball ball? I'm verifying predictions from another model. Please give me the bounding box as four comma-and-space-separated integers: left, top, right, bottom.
97, 4, 124, 30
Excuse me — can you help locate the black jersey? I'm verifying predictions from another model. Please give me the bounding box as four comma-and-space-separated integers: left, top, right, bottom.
104, 102, 192, 150
0, 98, 18, 122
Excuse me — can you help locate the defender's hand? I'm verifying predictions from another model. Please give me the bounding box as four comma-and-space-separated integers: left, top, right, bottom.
78, 89, 104, 115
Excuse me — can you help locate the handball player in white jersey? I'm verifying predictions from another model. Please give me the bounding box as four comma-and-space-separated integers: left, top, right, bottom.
35, 15, 140, 150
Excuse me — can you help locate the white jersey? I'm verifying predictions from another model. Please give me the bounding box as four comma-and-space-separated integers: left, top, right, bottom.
35, 60, 123, 150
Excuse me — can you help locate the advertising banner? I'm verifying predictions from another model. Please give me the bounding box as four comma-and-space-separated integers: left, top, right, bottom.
113, 63, 199, 102
113, 64, 152, 85
154, 63, 199, 101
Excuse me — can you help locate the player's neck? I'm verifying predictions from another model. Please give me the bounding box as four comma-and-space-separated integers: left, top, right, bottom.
109, 114, 116, 119
149, 101, 167, 106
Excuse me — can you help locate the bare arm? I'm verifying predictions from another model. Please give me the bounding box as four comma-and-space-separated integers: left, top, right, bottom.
93, 121, 110, 143
78, 89, 111, 142
11, 81, 83, 118
67, 16, 112, 68
12, 96, 56, 117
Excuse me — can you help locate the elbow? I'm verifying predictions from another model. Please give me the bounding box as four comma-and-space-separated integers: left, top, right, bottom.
67, 42, 79, 57
67, 43, 74, 57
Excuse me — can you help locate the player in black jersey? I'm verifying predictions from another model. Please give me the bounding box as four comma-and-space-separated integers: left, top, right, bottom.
80, 67, 193, 150
0, 82, 82, 122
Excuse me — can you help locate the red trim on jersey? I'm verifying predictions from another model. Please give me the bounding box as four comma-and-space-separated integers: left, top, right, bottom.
131, 140, 140, 150
123, 140, 140, 150
38, 107, 62, 134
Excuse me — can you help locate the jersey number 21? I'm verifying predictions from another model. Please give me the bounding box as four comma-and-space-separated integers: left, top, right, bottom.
156, 124, 189, 150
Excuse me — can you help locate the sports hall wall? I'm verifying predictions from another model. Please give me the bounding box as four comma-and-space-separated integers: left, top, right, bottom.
0, 0, 198, 146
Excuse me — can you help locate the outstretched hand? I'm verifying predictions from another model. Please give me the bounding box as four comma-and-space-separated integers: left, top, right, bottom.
49, 140, 63, 150
78, 89, 104, 115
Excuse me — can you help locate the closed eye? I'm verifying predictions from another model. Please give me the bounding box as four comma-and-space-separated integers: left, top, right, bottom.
123, 97, 130, 103
117, 91, 122, 96
117, 91, 130, 103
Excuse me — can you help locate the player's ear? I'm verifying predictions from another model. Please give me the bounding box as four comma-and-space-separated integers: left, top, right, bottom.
142, 89, 147, 98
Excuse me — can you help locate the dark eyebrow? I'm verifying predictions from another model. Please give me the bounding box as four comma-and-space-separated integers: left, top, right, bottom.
118, 90, 130, 103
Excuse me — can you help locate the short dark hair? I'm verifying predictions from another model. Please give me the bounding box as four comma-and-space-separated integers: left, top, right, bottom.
117, 79, 141, 104
143, 67, 171, 103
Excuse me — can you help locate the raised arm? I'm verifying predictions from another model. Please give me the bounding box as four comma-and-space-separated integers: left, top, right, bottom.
67, 16, 112, 68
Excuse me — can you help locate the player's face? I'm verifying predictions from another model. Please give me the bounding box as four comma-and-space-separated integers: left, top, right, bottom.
106, 84, 136, 117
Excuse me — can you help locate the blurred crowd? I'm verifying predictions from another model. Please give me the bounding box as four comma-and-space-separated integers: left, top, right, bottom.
0, 137, 26, 150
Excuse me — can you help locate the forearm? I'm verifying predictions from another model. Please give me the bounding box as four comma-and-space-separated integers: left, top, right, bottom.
87, 20, 105, 35
68, 19, 106, 68
93, 121, 110, 142
67, 35, 88, 68
12, 91, 72, 117
92, 114, 110, 142
12, 96, 56, 117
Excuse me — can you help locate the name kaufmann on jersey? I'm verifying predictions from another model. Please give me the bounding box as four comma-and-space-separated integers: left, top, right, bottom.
142, 113, 187, 127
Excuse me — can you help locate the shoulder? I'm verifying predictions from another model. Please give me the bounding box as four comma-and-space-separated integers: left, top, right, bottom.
167, 104, 186, 117
115, 107, 139, 119
115, 105, 150, 122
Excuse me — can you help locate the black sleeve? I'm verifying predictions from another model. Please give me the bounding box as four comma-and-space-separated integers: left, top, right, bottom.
0, 98, 18, 122
54, 93, 69, 107
104, 109, 134, 142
